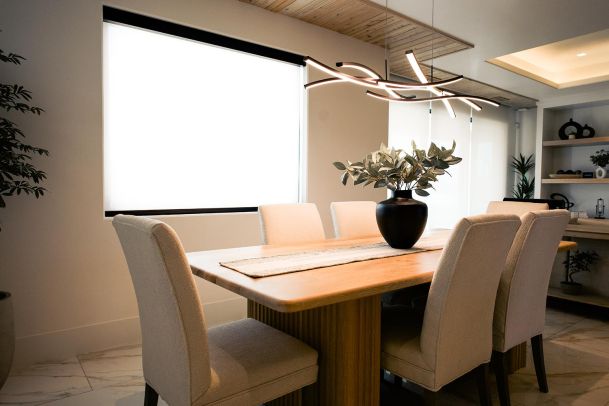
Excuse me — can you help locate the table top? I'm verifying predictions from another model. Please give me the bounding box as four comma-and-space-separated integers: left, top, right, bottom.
187, 235, 444, 313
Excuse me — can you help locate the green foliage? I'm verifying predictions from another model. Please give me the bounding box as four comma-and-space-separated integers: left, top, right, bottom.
0, 47, 48, 226
590, 149, 609, 168
511, 153, 535, 199
333, 141, 462, 196
563, 250, 600, 283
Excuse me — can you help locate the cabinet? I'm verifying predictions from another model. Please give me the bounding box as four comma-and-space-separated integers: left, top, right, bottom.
535, 96, 609, 308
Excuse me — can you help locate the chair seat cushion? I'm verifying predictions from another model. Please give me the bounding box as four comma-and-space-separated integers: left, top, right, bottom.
381, 305, 436, 391
197, 318, 318, 406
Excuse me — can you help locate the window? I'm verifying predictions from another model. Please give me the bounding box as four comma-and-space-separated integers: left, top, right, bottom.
103, 7, 305, 216
388, 102, 511, 229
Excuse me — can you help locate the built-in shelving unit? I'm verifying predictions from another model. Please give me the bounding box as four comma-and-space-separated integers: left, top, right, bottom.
542, 136, 609, 148
548, 287, 609, 309
541, 178, 609, 184
536, 96, 609, 310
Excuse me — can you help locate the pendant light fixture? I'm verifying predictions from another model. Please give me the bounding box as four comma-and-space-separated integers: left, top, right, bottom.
304, 0, 499, 117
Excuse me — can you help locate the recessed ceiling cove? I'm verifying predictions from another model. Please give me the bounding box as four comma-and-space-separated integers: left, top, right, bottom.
488, 28, 609, 89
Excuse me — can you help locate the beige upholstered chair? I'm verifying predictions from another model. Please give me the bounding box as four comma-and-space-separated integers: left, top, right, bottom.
381, 214, 521, 405
492, 210, 569, 406
486, 201, 549, 217
330, 201, 380, 239
258, 203, 325, 245
112, 215, 318, 406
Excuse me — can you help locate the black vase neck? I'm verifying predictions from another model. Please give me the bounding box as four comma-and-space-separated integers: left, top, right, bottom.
393, 189, 413, 199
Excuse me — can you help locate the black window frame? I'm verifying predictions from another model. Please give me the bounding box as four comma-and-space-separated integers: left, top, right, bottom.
102, 6, 306, 217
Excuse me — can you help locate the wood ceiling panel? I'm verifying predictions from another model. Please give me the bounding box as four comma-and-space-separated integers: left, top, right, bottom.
240, 0, 537, 109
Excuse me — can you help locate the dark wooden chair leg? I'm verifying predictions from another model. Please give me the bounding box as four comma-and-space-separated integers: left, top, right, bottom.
475, 363, 492, 406
144, 383, 159, 406
393, 373, 402, 386
531, 334, 549, 393
423, 388, 439, 406
492, 350, 511, 406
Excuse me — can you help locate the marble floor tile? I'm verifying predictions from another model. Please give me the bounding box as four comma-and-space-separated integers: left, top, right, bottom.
42, 384, 168, 406
77, 346, 143, 390
550, 317, 609, 357
0, 357, 91, 405
543, 308, 586, 339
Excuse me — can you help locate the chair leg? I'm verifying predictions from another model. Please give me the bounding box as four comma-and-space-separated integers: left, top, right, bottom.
144, 383, 159, 406
492, 350, 511, 406
393, 373, 402, 386
423, 388, 439, 406
531, 334, 549, 393
474, 363, 492, 406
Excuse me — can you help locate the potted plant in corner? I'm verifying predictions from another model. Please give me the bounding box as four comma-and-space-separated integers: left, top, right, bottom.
511, 153, 535, 199
561, 250, 599, 295
334, 141, 461, 248
0, 47, 48, 388
590, 149, 609, 179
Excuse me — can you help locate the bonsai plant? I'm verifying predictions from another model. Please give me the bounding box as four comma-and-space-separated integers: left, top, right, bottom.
333, 142, 461, 248
0, 46, 48, 389
511, 153, 535, 199
590, 149, 609, 179
561, 250, 600, 295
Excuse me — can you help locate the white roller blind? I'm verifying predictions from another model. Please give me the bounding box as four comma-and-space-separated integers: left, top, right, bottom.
103, 22, 303, 213
388, 102, 511, 229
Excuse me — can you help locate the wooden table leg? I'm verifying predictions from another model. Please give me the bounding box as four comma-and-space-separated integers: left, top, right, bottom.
248, 295, 381, 406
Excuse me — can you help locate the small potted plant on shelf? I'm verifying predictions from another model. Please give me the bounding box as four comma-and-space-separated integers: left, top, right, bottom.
590, 149, 609, 179
0, 46, 48, 389
561, 250, 600, 295
333, 141, 461, 248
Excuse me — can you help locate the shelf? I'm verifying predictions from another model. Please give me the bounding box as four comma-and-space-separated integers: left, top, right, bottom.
543, 136, 609, 148
548, 287, 609, 309
541, 178, 609, 184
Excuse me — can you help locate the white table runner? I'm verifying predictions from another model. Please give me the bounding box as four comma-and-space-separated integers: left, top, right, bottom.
220, 231, 449, 278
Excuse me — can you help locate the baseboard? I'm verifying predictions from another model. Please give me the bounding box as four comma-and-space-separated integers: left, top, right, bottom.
13, 297, 247, 368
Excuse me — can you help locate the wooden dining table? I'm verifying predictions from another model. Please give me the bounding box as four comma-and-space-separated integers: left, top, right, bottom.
187, 234, 576, 406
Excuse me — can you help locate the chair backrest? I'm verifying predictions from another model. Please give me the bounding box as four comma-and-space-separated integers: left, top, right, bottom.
486, 201, 549, 217
112, 215, 211, 405
258, 203, 325, 245
493, 210, 569, 352
420, 214, 521, 389
330, 201, 380, 239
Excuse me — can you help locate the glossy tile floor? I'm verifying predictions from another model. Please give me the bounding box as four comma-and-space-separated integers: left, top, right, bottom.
1, 308, 608, 405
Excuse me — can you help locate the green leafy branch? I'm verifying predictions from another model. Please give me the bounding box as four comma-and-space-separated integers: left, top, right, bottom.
333, 141, 462, 197
511, 153, 535, 199
0, 47, 48, 217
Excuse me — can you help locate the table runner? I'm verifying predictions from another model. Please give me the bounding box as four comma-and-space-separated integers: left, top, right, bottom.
220, 231, 449, 278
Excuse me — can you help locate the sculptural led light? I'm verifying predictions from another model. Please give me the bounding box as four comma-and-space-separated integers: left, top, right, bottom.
304, 50, 500, 117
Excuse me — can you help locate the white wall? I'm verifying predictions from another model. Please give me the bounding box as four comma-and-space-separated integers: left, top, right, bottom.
0, 0, 387, 367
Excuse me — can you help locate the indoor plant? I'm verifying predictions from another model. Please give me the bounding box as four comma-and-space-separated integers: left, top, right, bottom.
511, 153, 535, 199
590, 149, 609, 179
561, 250, 599, 295
0, 47, 48, 388
334, 141, 461, 248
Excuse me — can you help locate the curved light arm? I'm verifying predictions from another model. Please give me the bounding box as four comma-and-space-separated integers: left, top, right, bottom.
366, 90, 500, 107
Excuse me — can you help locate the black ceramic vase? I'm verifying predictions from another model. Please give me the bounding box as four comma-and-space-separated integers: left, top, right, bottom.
376, 189, 428, 249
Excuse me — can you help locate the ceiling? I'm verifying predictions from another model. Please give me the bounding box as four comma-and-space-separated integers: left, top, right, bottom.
369, 0, 609, 102
240, 0, 538, 108
489, 28, 609, 89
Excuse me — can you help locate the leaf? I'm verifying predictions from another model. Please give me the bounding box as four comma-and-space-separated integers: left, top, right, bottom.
340, 172, 349, 185
333, 161, 346, 170
415, 189, 430, 196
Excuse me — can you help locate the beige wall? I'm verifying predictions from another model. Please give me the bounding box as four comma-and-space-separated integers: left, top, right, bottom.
0, 0, 387, 366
